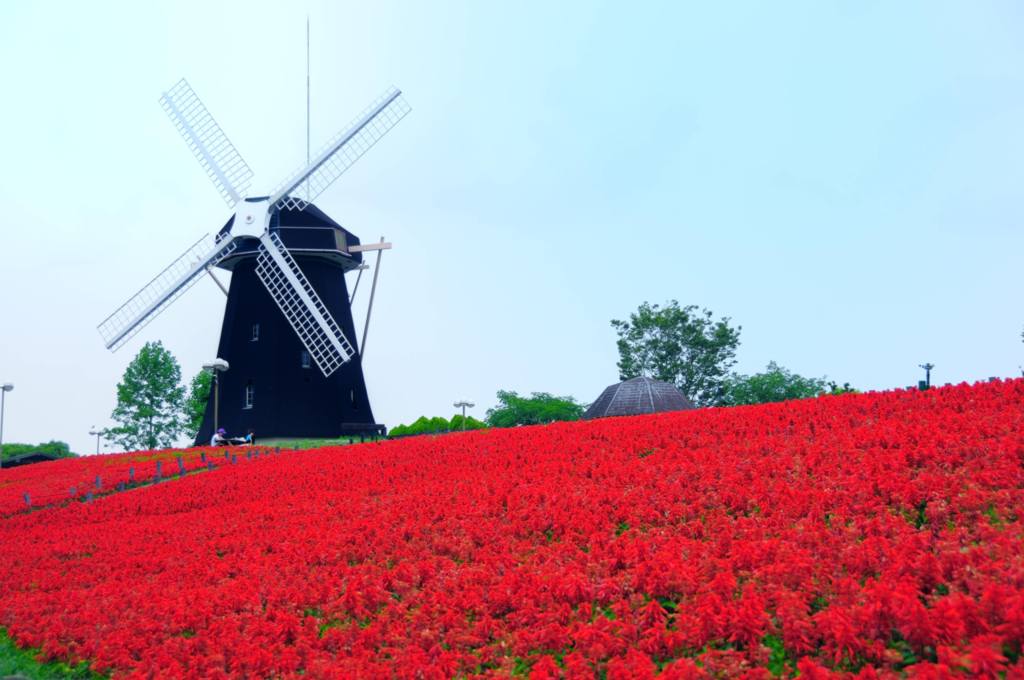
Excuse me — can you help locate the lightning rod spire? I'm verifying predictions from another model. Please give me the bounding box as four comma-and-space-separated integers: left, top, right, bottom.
306, 15, 311, 196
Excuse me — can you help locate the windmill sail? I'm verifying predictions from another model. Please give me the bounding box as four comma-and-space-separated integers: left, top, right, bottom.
160, 79, 254, 208
270, 88, 410, 211
97, 235, 238, 351
254, 231, 355, 377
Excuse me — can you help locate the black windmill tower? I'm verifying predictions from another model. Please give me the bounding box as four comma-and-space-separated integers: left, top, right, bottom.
97, 79, 410, 442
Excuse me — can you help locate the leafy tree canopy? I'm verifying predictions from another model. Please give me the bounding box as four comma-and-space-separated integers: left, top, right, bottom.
824, 380, 859, 395
611, 301, 741, 407
485, 391, 585, 428
1, 440, 77, 461
389, 416, 435, 438
449, 414, 487, 431
722, 361, 828, 406
108, 341, 186, 451
389, 413, 488, 438
184, 370, 213, 440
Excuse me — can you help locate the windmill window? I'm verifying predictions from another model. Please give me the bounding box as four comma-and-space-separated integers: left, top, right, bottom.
251, 323, 260, 342
351, 389, 358, 409
301, 351, 311, 369
244, 381, 255, 409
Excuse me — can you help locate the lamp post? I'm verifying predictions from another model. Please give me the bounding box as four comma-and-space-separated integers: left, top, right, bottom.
88, 427, 104, 455
202, 359, 230, 435
453, 400, 475, 431
919, 363, 935, 389
0, 383, 13, 469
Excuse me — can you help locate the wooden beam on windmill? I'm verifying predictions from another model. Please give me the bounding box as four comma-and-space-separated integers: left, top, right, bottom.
347, 242, 392, 253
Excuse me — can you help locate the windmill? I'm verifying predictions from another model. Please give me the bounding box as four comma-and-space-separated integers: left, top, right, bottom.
97, 79, 410, 443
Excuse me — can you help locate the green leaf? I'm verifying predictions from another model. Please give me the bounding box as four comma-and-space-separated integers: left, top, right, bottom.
762, 634, 792, 677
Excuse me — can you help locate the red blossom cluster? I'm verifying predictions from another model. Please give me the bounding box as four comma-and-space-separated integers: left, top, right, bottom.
0, 446, 254, 514
0, 380, 1023, 678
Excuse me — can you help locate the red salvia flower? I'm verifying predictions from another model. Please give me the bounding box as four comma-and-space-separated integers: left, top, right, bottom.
0, 379, 1021, 677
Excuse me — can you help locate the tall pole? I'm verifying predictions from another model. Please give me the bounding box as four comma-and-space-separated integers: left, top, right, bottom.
203, 360, 228, 439
0, 384, 12, 469
213, 371, 220, 434
306, 15, 311, 199
349, 266, 366, 304
361, 237, 385, 358
89, 428, 102, 455
919, 363, 935, 389
0, 389, 6, 469
453, 400, 474, 431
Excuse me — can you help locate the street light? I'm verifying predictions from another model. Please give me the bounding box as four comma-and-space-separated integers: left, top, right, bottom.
88, 427, 105, 455
202, 359, 230, 435
453, 400, 475, 431
0, 383, 13, 469
919, 363, 935, 390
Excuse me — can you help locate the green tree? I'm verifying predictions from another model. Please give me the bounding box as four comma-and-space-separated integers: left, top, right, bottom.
390, 414, 487, 437
824, 380, 858, 395
450, 414, 487, 431
108, 341, 186, 451
389, 416, 444, 436
611, 301, 741, 407
1, 440, 77, 462
722, 361, 828, 406
184, 369, 213, 440
407, 416, 435, 435
485, 391, 585, 427
428, 416, 450, 433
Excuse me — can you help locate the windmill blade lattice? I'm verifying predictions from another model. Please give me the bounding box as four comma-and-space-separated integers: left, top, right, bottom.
254, 231, 355, 377
270, 88, 410, 211
160, 79, 255, 208
98, 234, 238, 350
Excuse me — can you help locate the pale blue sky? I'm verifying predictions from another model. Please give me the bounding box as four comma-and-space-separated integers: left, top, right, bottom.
0, 1, 1021, 454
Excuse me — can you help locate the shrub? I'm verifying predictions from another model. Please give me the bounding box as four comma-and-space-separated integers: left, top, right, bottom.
1, 440, 77, 461
485, 390, 585, 427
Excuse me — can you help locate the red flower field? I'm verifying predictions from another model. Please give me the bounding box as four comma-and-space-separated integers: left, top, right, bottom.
0, 446, 221, 515
1, 380, 1023, 678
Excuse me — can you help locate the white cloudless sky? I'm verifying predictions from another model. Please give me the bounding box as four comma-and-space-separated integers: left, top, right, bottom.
0, 1, 1022, 455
